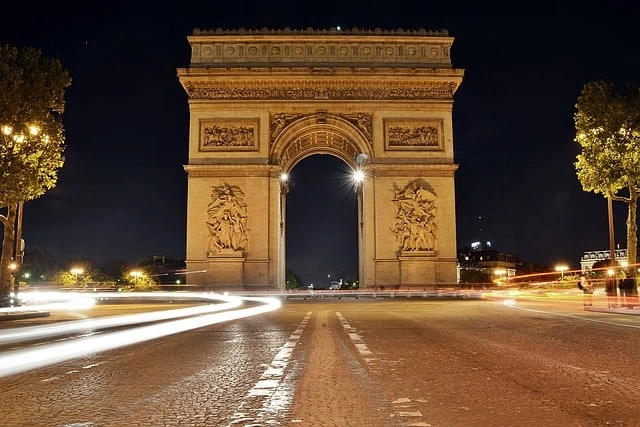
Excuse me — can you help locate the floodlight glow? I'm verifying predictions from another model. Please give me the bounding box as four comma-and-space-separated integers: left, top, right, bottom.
2, 125, 12, 135
28, 125, 39, 135
280, 173, 288, 182
353, 170, 364, 182
70, 268, 84, 275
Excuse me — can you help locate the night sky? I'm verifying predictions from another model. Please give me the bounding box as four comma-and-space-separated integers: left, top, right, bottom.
1, 1, 638, 285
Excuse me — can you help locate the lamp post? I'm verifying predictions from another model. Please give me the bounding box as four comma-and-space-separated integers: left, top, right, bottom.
555, 265, 569, 281
70, 268, 83, 287
129, 271, 143, 287
607, 196, 616, 269
3, 123, 46, 301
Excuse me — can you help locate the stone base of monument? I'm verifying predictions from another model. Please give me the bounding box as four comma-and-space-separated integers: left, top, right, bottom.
399, 251, 436, 288
201, 250, 246, 289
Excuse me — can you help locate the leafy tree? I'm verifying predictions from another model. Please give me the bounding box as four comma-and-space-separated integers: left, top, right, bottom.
285, 269, 305, 290
0, 45, 71, 297
121, 270, 159, 292
459, 268, 491, 285
574, 81, 640, 275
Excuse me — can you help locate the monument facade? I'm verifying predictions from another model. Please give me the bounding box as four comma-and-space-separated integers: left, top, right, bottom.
178, 27, 464, 289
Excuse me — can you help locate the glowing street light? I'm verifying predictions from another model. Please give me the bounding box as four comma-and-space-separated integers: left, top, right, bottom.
129, 271, 144, 283
555, 265, 569, 281
70, 268, 84, 286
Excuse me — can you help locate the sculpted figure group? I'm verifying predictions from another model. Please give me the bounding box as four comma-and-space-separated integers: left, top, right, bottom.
207, 185, 249, 254
391, 184, 438, 252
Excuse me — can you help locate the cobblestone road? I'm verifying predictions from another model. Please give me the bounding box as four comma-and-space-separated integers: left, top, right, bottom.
1, 297, 640, 426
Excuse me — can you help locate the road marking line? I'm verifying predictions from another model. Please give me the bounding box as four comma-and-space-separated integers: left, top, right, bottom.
229, 311, 312, 424
505, 302, 640, 329
336, 312, 375, 362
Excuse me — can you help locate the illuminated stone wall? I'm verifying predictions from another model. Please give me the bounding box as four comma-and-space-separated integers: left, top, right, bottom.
179, 28, 464, 289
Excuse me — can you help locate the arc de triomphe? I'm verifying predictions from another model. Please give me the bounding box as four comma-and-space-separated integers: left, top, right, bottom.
177, 27, 464, 290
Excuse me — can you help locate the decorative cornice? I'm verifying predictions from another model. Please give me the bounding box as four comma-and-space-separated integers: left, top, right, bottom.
181, 80, 460, 100
178, 67, 464, 76
192, 27, 449, 37
184, 164, 280, 178
186, 29, 456, 68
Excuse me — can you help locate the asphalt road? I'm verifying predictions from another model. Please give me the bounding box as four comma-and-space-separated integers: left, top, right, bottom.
1, 295, 640, 426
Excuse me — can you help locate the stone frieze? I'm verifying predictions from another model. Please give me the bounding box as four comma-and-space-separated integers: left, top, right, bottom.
384, 119, 443, 151
200, 119, 259, 151
185, 82, 457, 100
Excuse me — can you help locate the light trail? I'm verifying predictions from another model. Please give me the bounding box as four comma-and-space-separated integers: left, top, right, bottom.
0, 296, 281, 378
502, 299, 640, 329
0, 293, 242, 345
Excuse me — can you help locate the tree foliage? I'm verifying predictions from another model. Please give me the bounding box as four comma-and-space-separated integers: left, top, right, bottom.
121, 270, 159, 292
574, 81, 640, 274
285, 269, 305, 290
0, 45, 71, 297
0, 45, 71, 206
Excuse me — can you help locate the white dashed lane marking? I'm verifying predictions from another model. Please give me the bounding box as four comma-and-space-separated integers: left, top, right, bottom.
337, 313, 431, 426
336, 312, 375, 363
228, 311, 312, 425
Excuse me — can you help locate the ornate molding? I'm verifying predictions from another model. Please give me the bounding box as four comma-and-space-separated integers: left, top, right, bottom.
384, 119, 443, 151
270, 112, 372, 143
183, 81, 458, 100
279, 131, 359, 168
200, 119, 259, 151
391, 180, 438, 252
192, 27, 450, 37
207, 184, 249, 255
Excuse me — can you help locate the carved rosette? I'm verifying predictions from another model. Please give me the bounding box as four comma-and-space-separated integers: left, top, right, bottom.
207, 185, 250, 255
390, 181, 438, 253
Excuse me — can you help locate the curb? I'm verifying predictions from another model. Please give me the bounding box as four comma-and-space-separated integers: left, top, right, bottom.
0, 311, 50, 322
584, 306, 640, 315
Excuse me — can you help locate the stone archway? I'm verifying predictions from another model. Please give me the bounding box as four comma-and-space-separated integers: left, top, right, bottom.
271, 112, 373, 172
270, 113, 373, 290
179, 27, 464, 290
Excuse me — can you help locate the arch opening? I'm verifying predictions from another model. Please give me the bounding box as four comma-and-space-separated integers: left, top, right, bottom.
284, 154, 360, 290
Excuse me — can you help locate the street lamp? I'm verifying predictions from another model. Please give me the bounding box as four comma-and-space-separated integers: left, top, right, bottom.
555, 265, 568, 281
70, 268, 84, 287
129, 271, 143, 285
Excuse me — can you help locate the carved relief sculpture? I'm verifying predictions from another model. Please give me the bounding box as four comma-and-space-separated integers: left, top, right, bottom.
271, 113, 305, 141
338, 113, 372, 141
207, 185, 249, 255
200, 119, 258, 151
391, 182, 438, 252
384, 120, 443, 151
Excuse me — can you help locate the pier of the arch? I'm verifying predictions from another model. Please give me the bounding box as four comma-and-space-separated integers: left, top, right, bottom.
179, 28, 464, 290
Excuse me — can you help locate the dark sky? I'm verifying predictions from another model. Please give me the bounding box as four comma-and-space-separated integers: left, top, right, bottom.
1, 1, 638, 285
